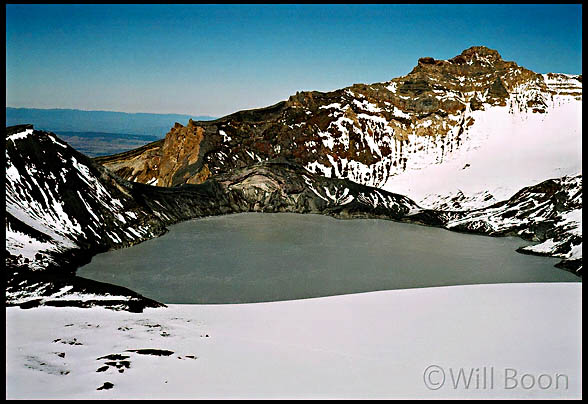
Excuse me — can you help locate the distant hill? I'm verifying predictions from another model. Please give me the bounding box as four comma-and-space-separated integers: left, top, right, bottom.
5, 107, 216, 137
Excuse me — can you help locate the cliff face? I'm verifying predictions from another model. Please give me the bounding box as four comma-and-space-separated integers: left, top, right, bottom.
95, 46, 581, 194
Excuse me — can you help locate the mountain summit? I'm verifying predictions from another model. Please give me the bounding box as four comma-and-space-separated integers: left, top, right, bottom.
417, 46, 504, 68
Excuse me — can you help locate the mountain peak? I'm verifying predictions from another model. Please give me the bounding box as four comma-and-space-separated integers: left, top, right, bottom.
457, 46, 502, 62
416, 46, 504, 69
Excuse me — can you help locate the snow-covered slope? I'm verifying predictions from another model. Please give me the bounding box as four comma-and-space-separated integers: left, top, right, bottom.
442, 174, 582, 274
6, 125, 176, 310
6, 125, 165, 272
6, 283, 582, 399
383, 73, 582, 210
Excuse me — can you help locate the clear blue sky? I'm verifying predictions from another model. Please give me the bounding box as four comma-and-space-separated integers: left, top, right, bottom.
6, 4, 582, 117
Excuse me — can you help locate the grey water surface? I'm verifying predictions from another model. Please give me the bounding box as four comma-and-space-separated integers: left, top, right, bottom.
77, 213, 580, 303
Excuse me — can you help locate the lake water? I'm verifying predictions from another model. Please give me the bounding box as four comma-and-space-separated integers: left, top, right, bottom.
77, 213, 580, 304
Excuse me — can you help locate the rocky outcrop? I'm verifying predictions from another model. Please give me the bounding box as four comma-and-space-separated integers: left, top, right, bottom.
157, 120, 214, 186
92, 140, 162, 185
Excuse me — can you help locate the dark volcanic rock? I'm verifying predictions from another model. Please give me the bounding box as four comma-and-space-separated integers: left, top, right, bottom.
126, 349, 174, 356
97, 382, 114, 391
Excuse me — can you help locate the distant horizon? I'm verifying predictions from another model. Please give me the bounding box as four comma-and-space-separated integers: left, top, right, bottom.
5, 106, 217, 135
7, 4, 582, 116
5, 106, 217, 119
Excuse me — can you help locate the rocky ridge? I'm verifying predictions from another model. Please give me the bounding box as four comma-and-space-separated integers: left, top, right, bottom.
96, 46, 581, 198
443, 175, 582, 273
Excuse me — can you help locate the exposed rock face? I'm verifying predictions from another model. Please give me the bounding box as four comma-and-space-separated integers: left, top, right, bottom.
95, 46, 581, 192
92, 141, 162, 186
213, 159, 424, 220
157, 120, 212, 186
